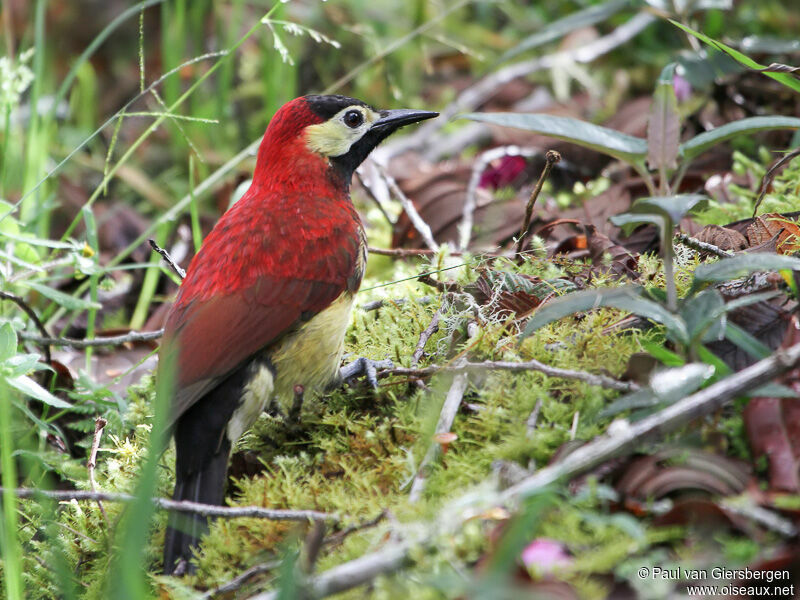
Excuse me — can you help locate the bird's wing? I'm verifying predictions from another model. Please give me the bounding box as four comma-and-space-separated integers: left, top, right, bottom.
161, 275, 348, 422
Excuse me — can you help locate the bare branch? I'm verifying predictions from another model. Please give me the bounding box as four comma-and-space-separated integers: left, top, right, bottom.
200, 561, 281, 599
500, 339, 800, 501
5, 488, 338, 522
18, 328, 163, 348
516, 150, 561, 259
382, 359, 637, 392
149, 238, 186, 279
87, 417, 109, 523
0, 290, 52, 364
674, 233, 734, 258
409, 370, 469, 503
376, 164, 439, 253
459, 145, 540, 251
411, 309, 442, 367
526, 399, 543, 437
247, 542, 413, 600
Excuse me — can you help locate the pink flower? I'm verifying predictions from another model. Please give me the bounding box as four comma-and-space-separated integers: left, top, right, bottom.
521, 538, 573, 573
479, 155, 527, 190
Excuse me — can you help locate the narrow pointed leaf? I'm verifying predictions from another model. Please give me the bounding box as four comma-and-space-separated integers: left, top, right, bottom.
671, 20, 800, 94
694, 254, 800, 282
629, 194, 707, 223
498, 0, 632, 63
0, 323, 17, 361
21, 281, 102, 311
647, 63, 680, 171
5, 375, 73, 409
680, 116, 800, 160
520, 286, 688, 344
463, 113, 648, 164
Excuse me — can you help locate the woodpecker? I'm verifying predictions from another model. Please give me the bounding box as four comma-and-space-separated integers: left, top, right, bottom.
160, 94, 436, 574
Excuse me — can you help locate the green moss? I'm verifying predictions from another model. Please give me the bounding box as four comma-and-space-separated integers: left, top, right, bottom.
15, 243, 769, 598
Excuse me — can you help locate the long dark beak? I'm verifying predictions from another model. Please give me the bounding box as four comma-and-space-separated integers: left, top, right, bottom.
371, 108, 439, 131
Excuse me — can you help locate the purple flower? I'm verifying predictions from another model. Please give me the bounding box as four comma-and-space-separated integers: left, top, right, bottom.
673, 73, 691, 102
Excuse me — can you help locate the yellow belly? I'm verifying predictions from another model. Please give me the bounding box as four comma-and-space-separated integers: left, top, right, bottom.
269, 291, 355, 409
226, 291, 354, 443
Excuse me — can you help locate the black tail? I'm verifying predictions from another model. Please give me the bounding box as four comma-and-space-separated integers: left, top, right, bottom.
163, 443, 230, 575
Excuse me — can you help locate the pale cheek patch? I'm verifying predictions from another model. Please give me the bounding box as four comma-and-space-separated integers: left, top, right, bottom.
305, 107, 381, 157
305, 121, 355, 157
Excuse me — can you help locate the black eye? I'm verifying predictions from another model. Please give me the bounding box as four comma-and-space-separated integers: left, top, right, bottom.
343, 109, 364, 128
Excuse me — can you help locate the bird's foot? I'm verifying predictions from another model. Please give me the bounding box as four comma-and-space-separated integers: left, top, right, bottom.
338, 357, 393, 389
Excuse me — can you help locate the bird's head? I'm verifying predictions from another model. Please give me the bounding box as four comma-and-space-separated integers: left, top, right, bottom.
254, 94, 437, 187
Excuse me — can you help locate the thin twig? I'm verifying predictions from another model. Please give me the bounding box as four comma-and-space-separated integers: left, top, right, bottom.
148, 238, 186, 279
381, 360, 637, 392
569, 411, 579, 441
376, 165, 439, 253
381, 12, 657, 160
247, 339, 800, 600
409, 370, 469, 503
411, 309, 442, 367
323, 510, 388, 549
87, 417, 108, 523
719, 497, 798, 538
417, 274, 460, 293
526, 399, 543, 437
301, 520, 327, 575
248, 542, 413, 600
5, 488, 337, 521
501, 339, 800, 501
753, 147, 800, 216
355, 167, 394, 227
367, 247, 439, 257
0, 290, 52, 364
674, 233, 734, 258
516, 150, 560, 259
18, 328, 163, 348
200, 560, 282, 599
459, 145, 540, 251
359, 296, 435, 312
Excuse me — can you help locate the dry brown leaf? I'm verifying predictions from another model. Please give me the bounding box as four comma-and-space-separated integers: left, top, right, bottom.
694, 224, 748, 252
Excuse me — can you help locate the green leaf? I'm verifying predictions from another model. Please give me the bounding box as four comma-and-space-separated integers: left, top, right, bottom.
4, 354, 46, 378
695, 345, 732, 377
693, 254, 800, 282
600, 362, 713, 418
21, 281, 102, 311
681, 116, 800, 160
4, 375, 72, 409
520, 286, 689, 344
681, 289, 725, 343
687, 291, 780, 346
497, 0, 632, 63
647, 63, 680, 172
0, 323, 17, 362
641, 340, 685, 366
749, 382, 799, 398
609, 212, 665, 233
629, 194, 707, 224
670, 20, 800, 95
724, 322, 772, 361
462, 113, 648, 164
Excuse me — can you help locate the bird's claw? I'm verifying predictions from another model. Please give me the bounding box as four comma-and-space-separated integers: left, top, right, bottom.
339, 357, 393, 389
